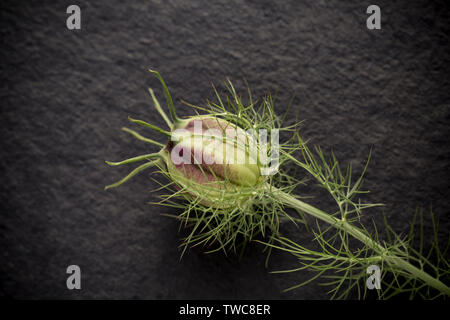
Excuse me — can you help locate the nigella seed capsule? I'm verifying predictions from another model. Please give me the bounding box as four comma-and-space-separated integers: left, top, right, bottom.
105, 71, 450, 296
163, 116, 263, 207
104, 70, 265, 210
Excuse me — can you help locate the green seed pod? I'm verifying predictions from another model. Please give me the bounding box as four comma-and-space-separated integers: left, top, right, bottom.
162, 116, 263, 207
105, 69, 283, 254
105, 71, 450, 297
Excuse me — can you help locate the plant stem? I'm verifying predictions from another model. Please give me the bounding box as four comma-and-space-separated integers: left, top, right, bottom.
274, 188, 450, 296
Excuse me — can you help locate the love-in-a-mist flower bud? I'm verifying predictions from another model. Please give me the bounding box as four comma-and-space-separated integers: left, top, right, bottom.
105, 70, 275, 209
106, 71, 450, 295
162, 116, 263, 207
105, 70, 285, 253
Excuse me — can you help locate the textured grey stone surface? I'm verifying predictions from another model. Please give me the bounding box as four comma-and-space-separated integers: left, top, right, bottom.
0, 0, 449, 299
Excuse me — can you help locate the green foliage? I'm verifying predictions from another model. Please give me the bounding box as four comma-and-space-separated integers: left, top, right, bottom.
151, 80, 308, 256
262, 140, 450, 299
105, 71, 450, 299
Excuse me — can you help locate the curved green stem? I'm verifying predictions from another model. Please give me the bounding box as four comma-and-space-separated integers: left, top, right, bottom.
149, 88, 173, 128
122, 127, 165, 147
149, 69, 178, 125
105, 160, 159, 190
128, 117, 171, 136
105, 153, 161, 166
274, 188, 450, 296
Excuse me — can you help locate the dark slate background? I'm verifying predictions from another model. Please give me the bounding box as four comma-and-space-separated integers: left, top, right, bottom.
1, 0, 449, 299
